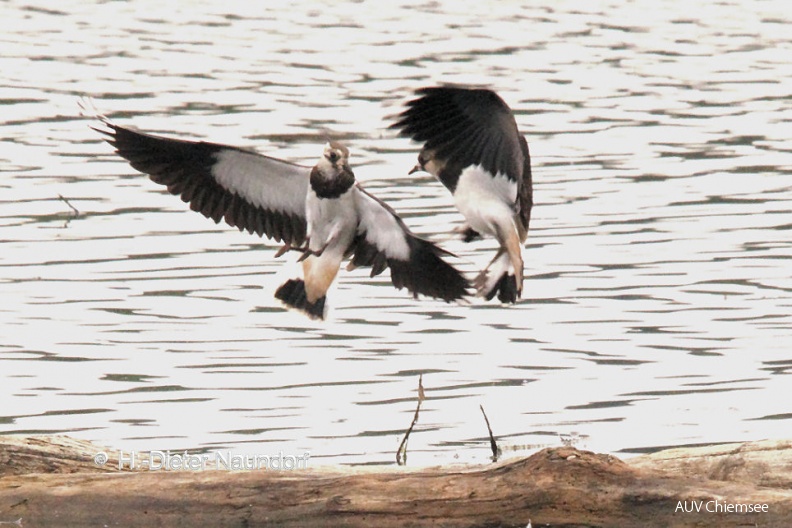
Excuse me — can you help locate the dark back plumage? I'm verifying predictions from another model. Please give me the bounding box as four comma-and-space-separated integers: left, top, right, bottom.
391, 86, 533, 233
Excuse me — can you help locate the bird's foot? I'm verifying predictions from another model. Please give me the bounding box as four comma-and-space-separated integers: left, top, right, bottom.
274, 243, 293, 258
297, 244, 327, 262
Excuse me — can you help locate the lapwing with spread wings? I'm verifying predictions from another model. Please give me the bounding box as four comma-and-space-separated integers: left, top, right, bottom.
85, 104, 470, 319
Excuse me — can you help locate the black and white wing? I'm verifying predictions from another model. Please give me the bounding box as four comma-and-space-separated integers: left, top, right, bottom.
349, 185, 470, 302
390, 86, 533, 232
92, 118, 309, 246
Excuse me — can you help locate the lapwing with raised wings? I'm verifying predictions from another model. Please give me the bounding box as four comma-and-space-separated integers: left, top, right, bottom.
391, 86, 533, 303
85, 105, 470, 319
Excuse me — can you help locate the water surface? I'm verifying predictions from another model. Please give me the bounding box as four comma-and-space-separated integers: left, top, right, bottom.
1, 0, 791, 466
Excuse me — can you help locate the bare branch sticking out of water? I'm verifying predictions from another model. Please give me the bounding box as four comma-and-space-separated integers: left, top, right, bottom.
480, 404, 501, 462
396, 374, 424, 466
58, 195, 79, 217
58, 194, 79, 228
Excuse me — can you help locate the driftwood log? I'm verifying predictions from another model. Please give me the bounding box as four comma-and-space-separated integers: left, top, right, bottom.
1, 435, 791, 527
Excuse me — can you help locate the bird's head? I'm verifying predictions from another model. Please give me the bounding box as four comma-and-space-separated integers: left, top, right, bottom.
408, 150, 441, 177
317, 141, 351, 178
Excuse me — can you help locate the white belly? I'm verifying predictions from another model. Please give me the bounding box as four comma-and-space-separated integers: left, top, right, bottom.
305, 189, 358, 255
453, 165, 518, 237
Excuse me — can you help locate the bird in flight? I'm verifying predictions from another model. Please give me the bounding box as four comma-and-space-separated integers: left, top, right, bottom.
391, 86, 533, 304
84, 103, 470, 319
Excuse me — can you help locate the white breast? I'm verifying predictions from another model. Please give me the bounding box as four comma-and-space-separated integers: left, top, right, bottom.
305, 189, 359, 255
453, 165, 518, 237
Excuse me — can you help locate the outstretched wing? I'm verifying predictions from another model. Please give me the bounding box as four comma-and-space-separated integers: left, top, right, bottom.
349, 185, 469, 302
390, 86, 532, 232
92, 118, 309, 246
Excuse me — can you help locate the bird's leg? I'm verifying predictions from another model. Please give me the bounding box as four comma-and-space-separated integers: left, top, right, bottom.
274, 243, 293, 258
275, 241, 314, 259
297, 237, 335, 262
297, 244, 327, 262
298, 222, 344, 262
276, 233, 324, 262
495, 223, 524, 295
474, 247, 505, 296
484, 247, 506, 271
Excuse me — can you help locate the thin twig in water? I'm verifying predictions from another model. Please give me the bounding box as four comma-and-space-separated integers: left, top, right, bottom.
57, 194, 80, 228
58, 194, 79, 217
396, 374, 424, 466
480, 404, 501, 462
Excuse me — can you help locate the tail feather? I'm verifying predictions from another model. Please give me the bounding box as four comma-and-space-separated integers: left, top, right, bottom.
274, 279, 327, 320
494, 274, 519, 303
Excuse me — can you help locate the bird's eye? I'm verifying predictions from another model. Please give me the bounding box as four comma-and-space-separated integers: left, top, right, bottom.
328, 151, 339, 163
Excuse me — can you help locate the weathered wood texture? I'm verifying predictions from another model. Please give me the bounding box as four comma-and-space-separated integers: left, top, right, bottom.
1, 435, 791, 527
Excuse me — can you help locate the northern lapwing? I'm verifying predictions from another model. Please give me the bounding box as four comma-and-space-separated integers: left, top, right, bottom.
85, 106, 470, 319
390, 86, 533, 303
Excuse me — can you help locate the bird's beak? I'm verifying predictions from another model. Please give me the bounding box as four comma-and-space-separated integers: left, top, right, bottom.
408, 164, 423, 175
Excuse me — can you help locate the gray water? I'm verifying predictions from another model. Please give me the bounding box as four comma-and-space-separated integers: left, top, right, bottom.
1, 0, 791, 466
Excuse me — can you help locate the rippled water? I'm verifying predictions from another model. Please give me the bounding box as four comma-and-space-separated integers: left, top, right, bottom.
1, 0, 791, 466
